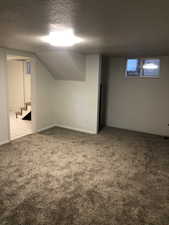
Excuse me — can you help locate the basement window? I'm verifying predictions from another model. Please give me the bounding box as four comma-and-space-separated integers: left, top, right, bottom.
126, 58, 160, 78
26, 61, 31, 74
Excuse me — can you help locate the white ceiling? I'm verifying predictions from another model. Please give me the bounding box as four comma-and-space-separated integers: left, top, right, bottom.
1, 0, 169, 56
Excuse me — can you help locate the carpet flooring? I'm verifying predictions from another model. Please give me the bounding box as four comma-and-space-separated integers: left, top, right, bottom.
0, 127, 169, 225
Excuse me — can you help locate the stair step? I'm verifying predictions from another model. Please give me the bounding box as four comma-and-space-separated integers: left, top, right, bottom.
16, 102, 31, 118
16, 112, 22, 116
21, 106, 27, 111
25, 102, 31, 106
21, 107, 27, 111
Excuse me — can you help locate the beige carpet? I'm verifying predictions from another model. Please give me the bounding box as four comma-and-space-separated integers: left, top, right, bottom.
0, 127, 169, 225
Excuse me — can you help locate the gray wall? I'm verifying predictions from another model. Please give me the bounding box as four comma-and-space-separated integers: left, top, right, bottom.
104, 56, 169, 136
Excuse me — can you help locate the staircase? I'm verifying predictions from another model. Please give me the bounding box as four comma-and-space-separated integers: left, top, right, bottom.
16, 102, 31, 120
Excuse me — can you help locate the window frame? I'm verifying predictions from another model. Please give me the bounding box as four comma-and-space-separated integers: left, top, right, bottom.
125, 58, 141, 77
125, 57, 160, 79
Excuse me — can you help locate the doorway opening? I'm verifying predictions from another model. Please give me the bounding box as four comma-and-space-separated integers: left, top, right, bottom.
7, 55, 33, 140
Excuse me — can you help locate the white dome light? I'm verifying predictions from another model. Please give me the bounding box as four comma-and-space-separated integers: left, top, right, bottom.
41, 28, 83, 47
143, 63, 158, 70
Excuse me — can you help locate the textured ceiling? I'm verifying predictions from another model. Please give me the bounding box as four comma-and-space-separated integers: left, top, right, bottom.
1, 0, 169, 56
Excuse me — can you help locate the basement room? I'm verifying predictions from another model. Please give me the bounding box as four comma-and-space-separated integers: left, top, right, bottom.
0, 1, 169, 225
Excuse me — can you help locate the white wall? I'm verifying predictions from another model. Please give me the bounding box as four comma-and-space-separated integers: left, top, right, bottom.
54, 54, 101, 134
32, 58, 55, 132
24, 61, 31, 103
7, 60, 32, 112
37, 50, 86, 81
105, 56, 169, 136
0, 49, 10, 145
0, 49, 55, 145
7, 60, 24, 111
0, 49, 101, 146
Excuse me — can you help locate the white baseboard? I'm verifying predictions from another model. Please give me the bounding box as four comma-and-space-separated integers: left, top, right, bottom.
107, 124, 169, 137
0, 124, 96, 146
0, 139, 10, 146
37, 124, 56, 133
55, 124, 97, 134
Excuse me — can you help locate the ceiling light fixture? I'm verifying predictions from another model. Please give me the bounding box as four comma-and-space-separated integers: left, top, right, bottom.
41, 28, 83, 47
143, 63, 158, 70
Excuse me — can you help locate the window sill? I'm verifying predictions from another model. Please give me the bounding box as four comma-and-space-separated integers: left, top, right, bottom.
125, 76, 160, 79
